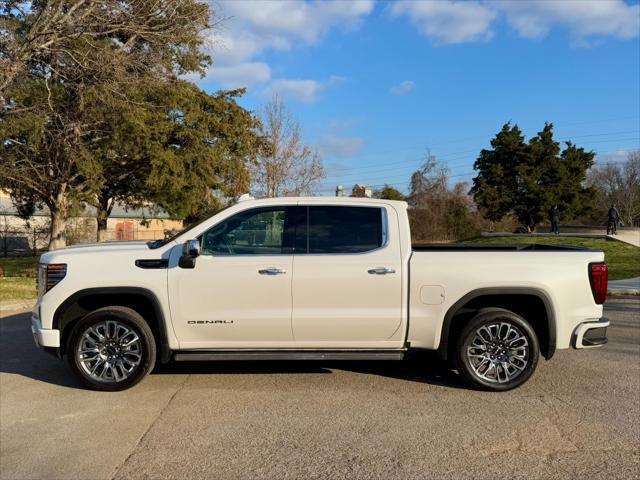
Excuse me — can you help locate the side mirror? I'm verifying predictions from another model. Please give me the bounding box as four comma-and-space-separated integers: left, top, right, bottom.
179, 239, 200, 269
183, 239, 200, 258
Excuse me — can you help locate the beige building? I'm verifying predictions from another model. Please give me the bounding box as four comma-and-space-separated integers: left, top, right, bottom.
0, 190, 183, 252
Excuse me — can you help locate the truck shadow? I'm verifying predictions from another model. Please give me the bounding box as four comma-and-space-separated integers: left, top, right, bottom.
0, 311, 83, 389
154, 351, 465, 389
0, 311, 465, 390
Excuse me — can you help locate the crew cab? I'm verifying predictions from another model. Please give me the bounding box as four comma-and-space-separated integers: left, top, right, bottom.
31, 196, 610, 391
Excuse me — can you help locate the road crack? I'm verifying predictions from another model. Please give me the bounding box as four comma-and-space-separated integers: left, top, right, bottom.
110, 374, 190, 479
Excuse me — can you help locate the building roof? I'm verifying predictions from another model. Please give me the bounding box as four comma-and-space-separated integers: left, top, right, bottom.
0, 195, 173, 220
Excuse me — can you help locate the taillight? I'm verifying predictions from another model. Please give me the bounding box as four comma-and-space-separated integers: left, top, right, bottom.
45, 263, 67, 291
589, 262, 608, 305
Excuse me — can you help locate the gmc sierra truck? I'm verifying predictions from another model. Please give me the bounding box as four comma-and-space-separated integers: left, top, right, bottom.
31, 196, 610, 391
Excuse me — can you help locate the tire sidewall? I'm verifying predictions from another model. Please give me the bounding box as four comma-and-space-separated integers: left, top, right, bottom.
456, 309, 540, 392
67, 307, 156, 391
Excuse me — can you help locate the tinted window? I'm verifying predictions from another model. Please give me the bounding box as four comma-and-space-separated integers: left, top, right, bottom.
201, 208, 288, 255
307, 206, 383, 254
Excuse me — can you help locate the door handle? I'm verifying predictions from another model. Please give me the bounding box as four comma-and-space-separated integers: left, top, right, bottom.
368, 267, 396, 275
258, 267, 287, 275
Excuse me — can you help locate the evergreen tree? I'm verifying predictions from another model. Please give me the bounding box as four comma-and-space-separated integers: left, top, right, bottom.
373, 185, 405, 201
470, 123, 528, 225
471, 122, 595, 231
87, 81, 262, 239
0, 0, 212, 249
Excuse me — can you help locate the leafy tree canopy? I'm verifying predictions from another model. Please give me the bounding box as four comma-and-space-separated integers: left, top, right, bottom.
470, 122, 596, 231
373, 184, 405, 201
87, 81, 263, 235
0, 0, 242, 249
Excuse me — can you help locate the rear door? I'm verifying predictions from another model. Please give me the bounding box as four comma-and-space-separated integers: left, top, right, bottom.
291, 204, 403, 347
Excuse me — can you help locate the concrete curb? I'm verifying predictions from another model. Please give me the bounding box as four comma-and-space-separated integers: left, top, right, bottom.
608, 277, 640, 296
0, 298, 36, 315
608, 289, 640, 296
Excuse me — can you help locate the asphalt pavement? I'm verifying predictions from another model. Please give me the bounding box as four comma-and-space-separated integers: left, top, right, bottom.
1, 298, 638, 479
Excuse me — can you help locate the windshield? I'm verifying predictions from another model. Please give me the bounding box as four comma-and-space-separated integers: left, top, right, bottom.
147, 205, 233, 249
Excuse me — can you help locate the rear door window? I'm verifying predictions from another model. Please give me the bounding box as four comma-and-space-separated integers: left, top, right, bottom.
306, 206, 383, 254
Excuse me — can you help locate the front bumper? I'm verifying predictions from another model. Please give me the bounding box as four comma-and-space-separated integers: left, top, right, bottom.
31, 315, 60, 349
572, 317, 609, 348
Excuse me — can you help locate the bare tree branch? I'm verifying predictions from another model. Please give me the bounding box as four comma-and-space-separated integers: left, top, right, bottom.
252, 94, 325, 198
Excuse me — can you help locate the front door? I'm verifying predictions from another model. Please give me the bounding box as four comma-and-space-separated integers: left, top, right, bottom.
292, 205, 403, 348
168, 206, 298, 349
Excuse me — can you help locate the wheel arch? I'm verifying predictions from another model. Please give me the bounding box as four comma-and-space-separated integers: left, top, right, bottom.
437, 287, 556, 361
53, 287, 172, 363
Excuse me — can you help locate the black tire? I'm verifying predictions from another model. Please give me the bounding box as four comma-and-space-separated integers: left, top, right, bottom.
455, 308, 539, 392
66, 306, 156, 391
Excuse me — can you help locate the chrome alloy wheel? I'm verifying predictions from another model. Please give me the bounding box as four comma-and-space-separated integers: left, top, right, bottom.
76, 321, 143, 383
466, 322, 529, 384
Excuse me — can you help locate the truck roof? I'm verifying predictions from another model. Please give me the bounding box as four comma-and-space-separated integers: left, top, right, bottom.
238, 195, 408, 208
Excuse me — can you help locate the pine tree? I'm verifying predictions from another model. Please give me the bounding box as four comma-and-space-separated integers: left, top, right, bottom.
471, 122, 596, 231
470, 123, 528, 224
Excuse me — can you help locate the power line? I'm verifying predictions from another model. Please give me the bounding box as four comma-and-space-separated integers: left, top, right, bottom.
546, 114, 640, 128
318, 171, 477, 192
323, 131, 638, 178
319, 159, 634, 193
323, 141, 639, 181
323, 148, 478, 177
321, 129, 639, 169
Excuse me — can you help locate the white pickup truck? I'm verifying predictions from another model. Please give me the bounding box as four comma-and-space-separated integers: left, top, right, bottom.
31, 196, 610, 391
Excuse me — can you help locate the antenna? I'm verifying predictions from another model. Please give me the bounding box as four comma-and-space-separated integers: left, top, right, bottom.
237, 193, 255, 202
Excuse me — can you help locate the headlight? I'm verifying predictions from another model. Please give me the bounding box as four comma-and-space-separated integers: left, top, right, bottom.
39, 263, 67, 294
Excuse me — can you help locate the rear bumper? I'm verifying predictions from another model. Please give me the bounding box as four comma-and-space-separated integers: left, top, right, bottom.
572, 317, 609, 348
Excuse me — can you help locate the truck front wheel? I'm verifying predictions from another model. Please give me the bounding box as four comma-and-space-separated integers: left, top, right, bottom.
66, 306, 156, 391
455, 308, 539, 391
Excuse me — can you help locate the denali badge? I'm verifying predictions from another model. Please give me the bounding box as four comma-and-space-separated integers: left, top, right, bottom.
188, 320, 234, 324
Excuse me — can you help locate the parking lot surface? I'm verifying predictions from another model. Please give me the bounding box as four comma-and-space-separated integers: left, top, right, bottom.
1, 298, 638, 479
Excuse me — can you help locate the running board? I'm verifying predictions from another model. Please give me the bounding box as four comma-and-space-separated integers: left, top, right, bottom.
173, 350, 406, 362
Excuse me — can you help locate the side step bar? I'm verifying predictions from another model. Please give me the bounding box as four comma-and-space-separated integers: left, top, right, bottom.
174, 350, 406, 362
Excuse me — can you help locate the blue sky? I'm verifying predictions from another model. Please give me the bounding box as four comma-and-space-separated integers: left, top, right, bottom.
195, 0, 640, 195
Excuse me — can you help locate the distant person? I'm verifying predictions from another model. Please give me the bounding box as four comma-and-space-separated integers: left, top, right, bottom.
549, 205, 560, 235
607, 204, 620, 235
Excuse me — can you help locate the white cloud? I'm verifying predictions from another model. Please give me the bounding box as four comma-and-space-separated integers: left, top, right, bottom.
218, 0, 374, 45
496, 1, 640, 43
204, 62, 271, 89
390, 1, 496, 44
265, 75, 346, 104
390, 80, 415, 96
595, 148, 638, 165
319, 135, 366, 158
327, 75, 348, 87
200, 1, 374, 88
327, 117, 362, 131
391, 0, 639, 45
267, 79, 321, 104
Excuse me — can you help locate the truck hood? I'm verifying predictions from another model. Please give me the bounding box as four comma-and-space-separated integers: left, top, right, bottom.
39, 240, 156, 263
62, 240, 149, 250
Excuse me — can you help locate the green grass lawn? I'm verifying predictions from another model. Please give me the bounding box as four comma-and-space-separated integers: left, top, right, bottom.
0, 256, 39, 277
0, 256, 39, 302
0, 277, 37, 302
460, 236, 640, 281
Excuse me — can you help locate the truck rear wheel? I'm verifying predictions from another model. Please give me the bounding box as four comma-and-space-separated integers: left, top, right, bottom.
455, 308, 539, 391
66, 306, 156, 391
